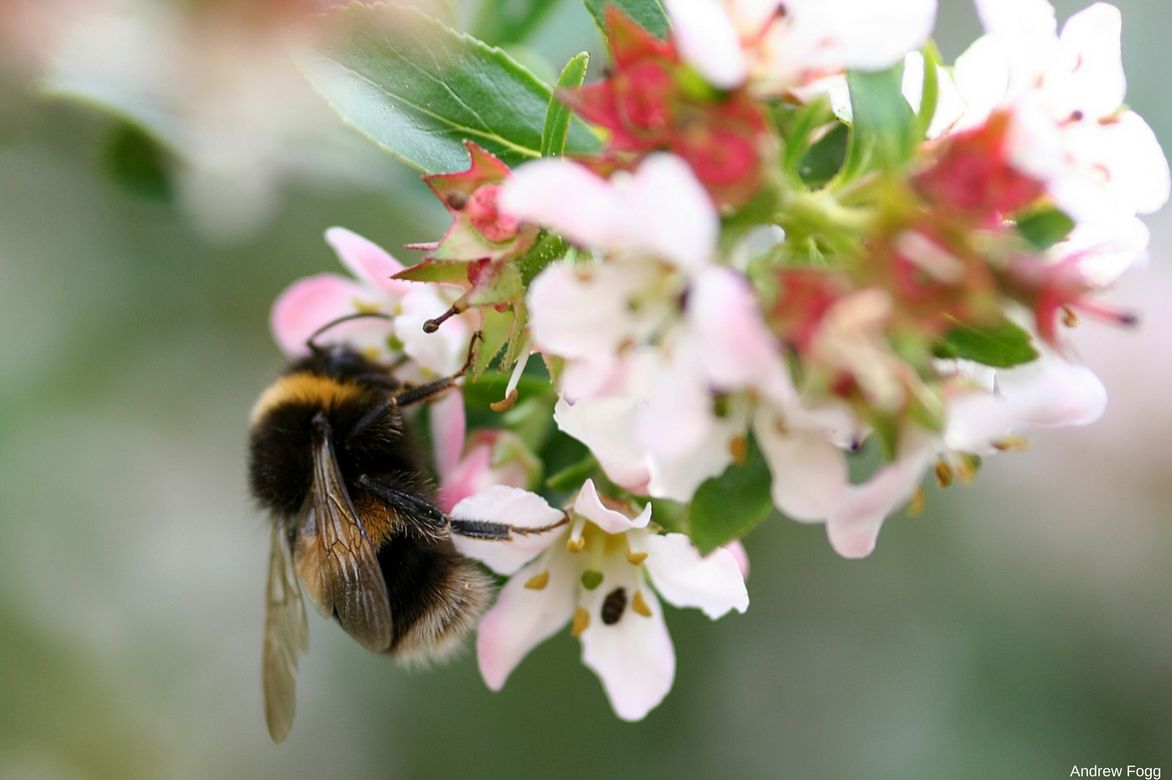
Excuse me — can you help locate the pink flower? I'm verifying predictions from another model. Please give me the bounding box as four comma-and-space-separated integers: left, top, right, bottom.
452, 479, 748, 721
666, 0, 938, 95
428, 391, 538, 513
270, 227, 474, 379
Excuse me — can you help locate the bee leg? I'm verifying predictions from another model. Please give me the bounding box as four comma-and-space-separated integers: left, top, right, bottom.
356, 474, 449, 539
449, 513, 571, 542
390, 333, 483, 409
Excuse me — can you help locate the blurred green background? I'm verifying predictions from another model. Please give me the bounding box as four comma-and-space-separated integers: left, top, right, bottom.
1, 1, 1169, 778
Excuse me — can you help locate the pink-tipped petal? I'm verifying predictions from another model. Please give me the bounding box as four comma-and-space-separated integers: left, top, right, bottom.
452, 486, 565, 575
269, 273, 380, 357
754, 413, 849, 521
574, 479, 652, 534
430, 390, 466, 482
437, 444, 492, 514
500, 159, 628, 249
723, 540, 750, 579
824, 438, 935, 559
475, 549, 577, 690
324, 226, 410, 294
579, 562, 675, 722
643, 533, 748, 619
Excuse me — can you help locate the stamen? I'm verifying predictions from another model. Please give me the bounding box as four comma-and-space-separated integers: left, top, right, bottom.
566, 515, 587, 552
631, 591, 653, 618
728, 435, 748, 465
422, 295, 469, 333
955, 454, 978, 484
992, 436, 1029, 452
1062, 306, 1079, 328
571, 606, 590, 637
626, 550, 648, 566
524, 571, 550, 590
744, 3, 788, 46
935, 461, 954, 488
581, 569, 604, 590
1074, 300, 1138, 329
907, 487, 926, 517
490, 390, 518, 412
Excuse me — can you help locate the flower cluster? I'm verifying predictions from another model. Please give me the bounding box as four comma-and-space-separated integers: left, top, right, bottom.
270, 0, 1166, 720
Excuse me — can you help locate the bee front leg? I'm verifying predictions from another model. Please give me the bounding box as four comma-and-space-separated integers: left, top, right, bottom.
390, 333, 483, 409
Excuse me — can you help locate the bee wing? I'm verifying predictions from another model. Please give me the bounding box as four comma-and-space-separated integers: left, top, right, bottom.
263, 521, 309, 743
301, 431, 393, 653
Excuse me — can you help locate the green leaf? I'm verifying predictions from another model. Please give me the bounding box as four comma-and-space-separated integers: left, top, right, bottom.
472, 0, 563, 46
935, 317, 1040, 368
843, 66, 916, 178
301, 3, 599, 174
688, 438, 773, 554
1016, 207, 1075, 250
583, 0, 669, 39
546, 452, 600, 491
799, 123, 849, 188
541, 52, 591, 157
104, 123, 173, 202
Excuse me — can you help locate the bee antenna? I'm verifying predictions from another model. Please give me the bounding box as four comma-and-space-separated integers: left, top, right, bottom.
305, 311, 392, 352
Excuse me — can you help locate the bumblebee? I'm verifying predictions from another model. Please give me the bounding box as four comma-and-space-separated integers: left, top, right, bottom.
248, 316, 550, 742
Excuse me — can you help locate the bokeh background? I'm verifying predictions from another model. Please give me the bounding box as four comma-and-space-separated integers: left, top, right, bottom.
1, 1, 1169, 778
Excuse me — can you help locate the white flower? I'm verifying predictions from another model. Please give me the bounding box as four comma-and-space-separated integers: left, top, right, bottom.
822, 354, 1108, 558
665, 0, 937, 94
452, 480, 748, 721
948, 0, 1169, 223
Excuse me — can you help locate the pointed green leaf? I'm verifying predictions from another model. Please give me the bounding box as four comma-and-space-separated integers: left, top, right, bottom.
583, 0, 669, 39
688, 438, 773, 554
301, 3, 599, 173
393, 259, 470, 283
1016, 207, 1075, 250
472, 0, 563, 46
935, 317, 1040, 368
843, 65, 916, 178
541, 52, 591, 157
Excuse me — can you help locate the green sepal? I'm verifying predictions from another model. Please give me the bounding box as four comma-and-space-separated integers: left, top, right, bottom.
393, 259, 470, 284
1016, 207, 1076, 250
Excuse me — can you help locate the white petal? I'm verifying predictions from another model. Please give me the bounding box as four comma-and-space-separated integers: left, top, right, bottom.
952, 35, 1013, 129
974, 0, 1057, 84
579, 562, 675, 722
476, 550, 577, 689
499, 159, 627, 248
622, 154, 718, 273
1057, 215, 1150, 287
688, 267, 792, 398
944, 358, 1107, 454
1098, 112, 1171, 216
527, 261, 662, 362
1054, 3, 1125, 119
665, 0, 747, 89
393, 285, 472, 376
574, 479, 652, 534
643, 533, 748, 619
825, 435, 935, 559
822, 0, 938, 72
554, 396, 651, 492
901, 51, 966, 139
754, 411, 849, 521
452, 486, 565, 575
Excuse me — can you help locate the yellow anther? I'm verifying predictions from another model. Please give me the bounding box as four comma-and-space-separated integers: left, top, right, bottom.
566, 536, 586, 553
907, 487, 926, 517
992, 436, 1030, 452
955, 454, 978, 484
631, 591, 653, 618
490, 389, 519, 412
523, 571, 550, 590
729, 435, 748, 465
571, 607, 590, 637
626, 551, 648, 566
934, 461, 954, 488
1062, 306, 1079, 328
